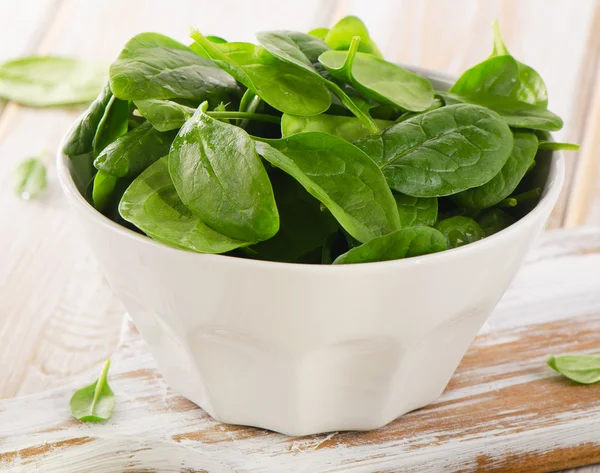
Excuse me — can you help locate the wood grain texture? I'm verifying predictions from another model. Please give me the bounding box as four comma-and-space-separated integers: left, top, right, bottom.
565, 52, 600, 227
0, 228, 599, 473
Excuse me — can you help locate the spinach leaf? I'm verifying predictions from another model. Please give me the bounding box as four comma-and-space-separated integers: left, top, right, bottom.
490, 20, 548, 108
120, 157, 248, 253
14, 156, 47, 200
309, 27, 329, 40
547, 354, 600, 384
538, 141, 579, 151
324, 16, 383, 58
110, 33, 239, 102
333, 227, 447, 264
438, 91, 562, 131
257, 30, 330, 65
70, 359, 115, 422
206, 35, 227, 44
434, 216, 485, 248
254, 30, 379, 133
239, 88, 260, 113
134, 99, 280, 131
452, 132, 538, 209
92, 171, 118, 212
394, 193, 438, 227
477, 208, 514, 236
255, 132, 400, 243
238, 88, 261, 127
0, 56, 106, 107
92, 95, 129, 156
63, 82, 112, 156
191, 30, 331, 116
169, 102, 279, 242
281, 114, 393, 141
450, 55, 520, 98
319, 38, 434, 112
249, 170, 338, 262
134, 99, 194, 131
94, 122, 175, 178
355, 103, 513, 197
62, 82, 113, 192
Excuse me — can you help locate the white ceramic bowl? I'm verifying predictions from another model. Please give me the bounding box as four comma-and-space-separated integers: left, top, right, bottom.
57, 69, 564, 436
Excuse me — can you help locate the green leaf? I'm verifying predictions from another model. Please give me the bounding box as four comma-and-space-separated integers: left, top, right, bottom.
249, 170, 338, 262
92, 171, 118, 212
476, 208, 515, 236
169, 102, 279, 242
538, 141, 579, 151
434, 216, 485, 248
120, 157, 248, 253
109, 32, 239, 101
333, 227, 447, 264
191, 30, 331, 116
394, 194, 438, 227
256, 30, 330, 65
490, 20, 548, 108
319, 39, 434, 112
134, 99, 279, 131
324, 16, 383, 58
0, 56, 106, 107
70, 359, 115, 422
452, 132, 538, 209
134, 99, 194, 131
450, 55, 520, 98
255, 133, 400, 243
439, 91, 562, 132
14, 157, 47, 200
281, 113, 393, 141
355, 103, 513, 197
308, 27, 329, 40
62, 82, 113, 157
92, 95, 129, 156
547, 354, 600, 384
251, 30, 379, 133
94, 122, 176, 178
206, 35, 227, 44
61, 83, 114, 194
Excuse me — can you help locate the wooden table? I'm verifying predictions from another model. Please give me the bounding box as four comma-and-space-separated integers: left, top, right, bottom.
1, 1, 599, 471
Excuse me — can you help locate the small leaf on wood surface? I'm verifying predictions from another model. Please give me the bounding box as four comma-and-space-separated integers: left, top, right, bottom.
70, 359, 115, 422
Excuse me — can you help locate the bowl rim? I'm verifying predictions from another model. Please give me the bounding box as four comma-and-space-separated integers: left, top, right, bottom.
56, 67, 565, 273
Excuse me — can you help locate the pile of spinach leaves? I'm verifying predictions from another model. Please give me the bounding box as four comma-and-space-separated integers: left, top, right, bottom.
62, 17, 577, 265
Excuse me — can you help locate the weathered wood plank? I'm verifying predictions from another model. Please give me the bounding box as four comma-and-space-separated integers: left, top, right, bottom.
0, 0, 63, 117
0, 229, 599, 473
564, 55, 600, 227
0, 0, 61, 62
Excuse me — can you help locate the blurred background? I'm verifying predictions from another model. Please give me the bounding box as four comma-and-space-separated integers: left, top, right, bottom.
1, 0, 598, 399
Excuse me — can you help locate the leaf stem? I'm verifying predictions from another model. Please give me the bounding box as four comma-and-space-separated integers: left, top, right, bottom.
498, 187, 542, 208
326, 82, 380, 134
90, 359, 111, 414
322, 36, 380, 135
491, 19, 510, 56
538, 141, 580, 151
206, 111, 280, 124
238, 90, 262, 128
